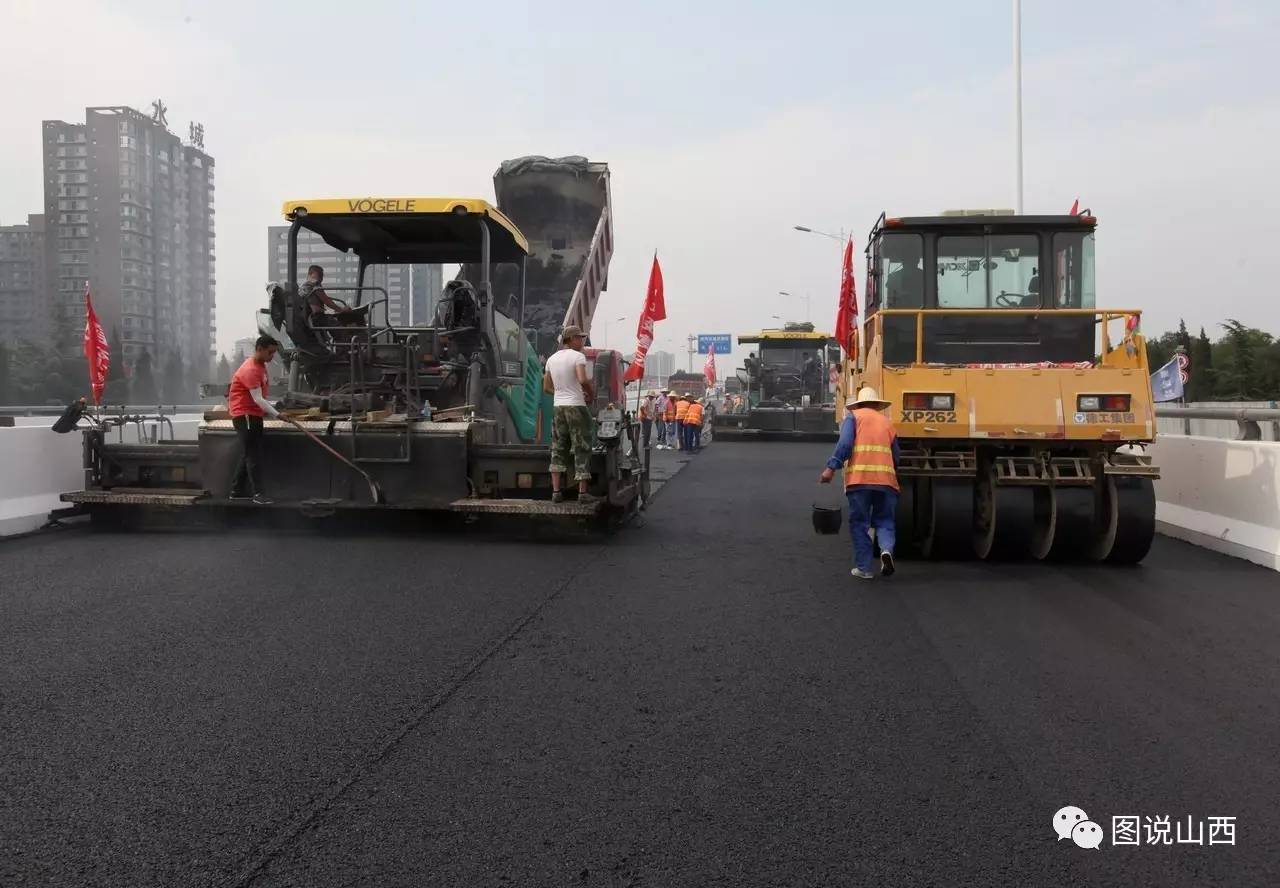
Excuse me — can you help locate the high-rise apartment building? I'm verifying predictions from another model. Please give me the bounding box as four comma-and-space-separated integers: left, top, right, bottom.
647, 349, 675, 381
409, 264, 444, 326
265, 227, 434, 327
41, 105, 215, 375
0, 215, 46, 346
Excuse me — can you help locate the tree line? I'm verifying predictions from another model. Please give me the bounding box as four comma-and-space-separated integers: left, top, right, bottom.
0, 327, 227, 407
4, 320, 1276, 406
1145, 319, 1280, 402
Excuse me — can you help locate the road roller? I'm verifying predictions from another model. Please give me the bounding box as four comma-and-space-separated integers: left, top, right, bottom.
839, 209, 1159, 563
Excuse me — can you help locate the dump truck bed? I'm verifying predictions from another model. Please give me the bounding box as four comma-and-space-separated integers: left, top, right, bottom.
492, 156, 612, 355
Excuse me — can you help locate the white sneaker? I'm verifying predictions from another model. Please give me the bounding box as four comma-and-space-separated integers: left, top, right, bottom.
880, 552, 896, 577
851, 568, 875, 580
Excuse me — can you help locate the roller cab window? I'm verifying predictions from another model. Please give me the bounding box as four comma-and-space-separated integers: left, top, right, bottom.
936, 234, 1040, 309
1052, 231, 1096, 308
878, 233, 924, 308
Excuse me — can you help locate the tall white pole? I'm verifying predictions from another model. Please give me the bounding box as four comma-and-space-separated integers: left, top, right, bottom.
1013, 0, 1024, 214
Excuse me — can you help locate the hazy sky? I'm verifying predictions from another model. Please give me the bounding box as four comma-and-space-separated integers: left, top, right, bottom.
2, 0, 1277, 373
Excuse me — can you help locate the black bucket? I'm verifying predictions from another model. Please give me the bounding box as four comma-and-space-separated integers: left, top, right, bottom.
812, 504, 843, 535
51, 399, 86, 434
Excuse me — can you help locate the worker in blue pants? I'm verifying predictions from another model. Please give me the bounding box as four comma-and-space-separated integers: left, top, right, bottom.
819, 387, 901, 579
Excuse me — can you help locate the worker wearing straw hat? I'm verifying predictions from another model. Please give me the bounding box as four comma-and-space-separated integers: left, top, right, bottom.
654, 389, 670, 449
819, 386, 901, 580
639, 391, 656, 449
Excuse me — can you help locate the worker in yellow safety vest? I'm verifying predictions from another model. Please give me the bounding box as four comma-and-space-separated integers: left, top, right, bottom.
819, 386, 900, 580
683, 397, 705, 452
674, 393, 691, 451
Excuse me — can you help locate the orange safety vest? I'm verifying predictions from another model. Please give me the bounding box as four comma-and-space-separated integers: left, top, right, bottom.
664, 400, 678, 421
639, 401, 651, 420
675, 400, 691, 421
843, 407, 899, 491
685, 402, 704, 426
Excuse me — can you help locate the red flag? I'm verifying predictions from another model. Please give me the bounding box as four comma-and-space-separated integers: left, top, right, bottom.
833, 238, 858, 354
1069, 198, 1080, 215
703, 341, 717, 385
624, 255, 665, 383
83, 281, 110, 405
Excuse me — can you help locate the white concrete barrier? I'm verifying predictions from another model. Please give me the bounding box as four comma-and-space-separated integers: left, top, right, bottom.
0, 417, 200, 537
1149, 436, 1280, 571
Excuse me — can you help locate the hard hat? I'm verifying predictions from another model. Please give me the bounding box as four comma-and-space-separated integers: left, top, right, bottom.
847, 386, 891, 409
560, 325, 586, 343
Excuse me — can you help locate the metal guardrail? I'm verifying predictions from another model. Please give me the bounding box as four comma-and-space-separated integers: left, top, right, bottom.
1156, 406, 1280, 441
0, 404, 211, 418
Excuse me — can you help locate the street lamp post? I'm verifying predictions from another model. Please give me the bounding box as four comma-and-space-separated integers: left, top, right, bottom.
1013, 0, 1024, 214
778, 290, 810, 322
793, 225, 847, 245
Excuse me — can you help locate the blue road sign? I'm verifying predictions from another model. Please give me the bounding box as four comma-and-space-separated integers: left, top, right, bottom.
1151, 356, 1184, 403
697, 334, 732, 355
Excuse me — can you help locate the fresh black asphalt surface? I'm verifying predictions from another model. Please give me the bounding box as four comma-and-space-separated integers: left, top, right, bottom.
3, 442, 1278, 886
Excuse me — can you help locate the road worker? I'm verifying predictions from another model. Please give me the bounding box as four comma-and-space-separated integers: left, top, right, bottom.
639, 391, 655, 449
686, 396, 706, 452
543, 325, 597, 504
662, 390, 679, 449
654, 390, 670, 449
227, 335, 282, 504
674, 392, 691, 451
819, 386, 900, 580
300, 265, 350, 327
683, 396, 705, 452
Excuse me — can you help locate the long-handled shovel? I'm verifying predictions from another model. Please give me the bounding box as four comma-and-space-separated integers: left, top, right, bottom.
282, 417, 387, 504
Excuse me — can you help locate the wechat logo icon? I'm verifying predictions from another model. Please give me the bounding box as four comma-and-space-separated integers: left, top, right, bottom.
1054, 806, 1103, 850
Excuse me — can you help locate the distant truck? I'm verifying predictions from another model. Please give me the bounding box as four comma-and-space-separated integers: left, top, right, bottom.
666, 371, 707, 399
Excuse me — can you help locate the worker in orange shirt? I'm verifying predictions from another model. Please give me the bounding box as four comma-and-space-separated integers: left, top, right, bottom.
227, 334, 282, 504
674, 392, 691, 451
683, 395, 705, 452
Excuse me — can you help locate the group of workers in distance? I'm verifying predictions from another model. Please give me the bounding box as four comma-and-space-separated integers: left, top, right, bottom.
638, 389, 708, 453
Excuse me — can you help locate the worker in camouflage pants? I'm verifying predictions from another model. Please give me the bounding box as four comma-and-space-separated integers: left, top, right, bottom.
551, 404, 595, 499
543, 325, 599, 504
